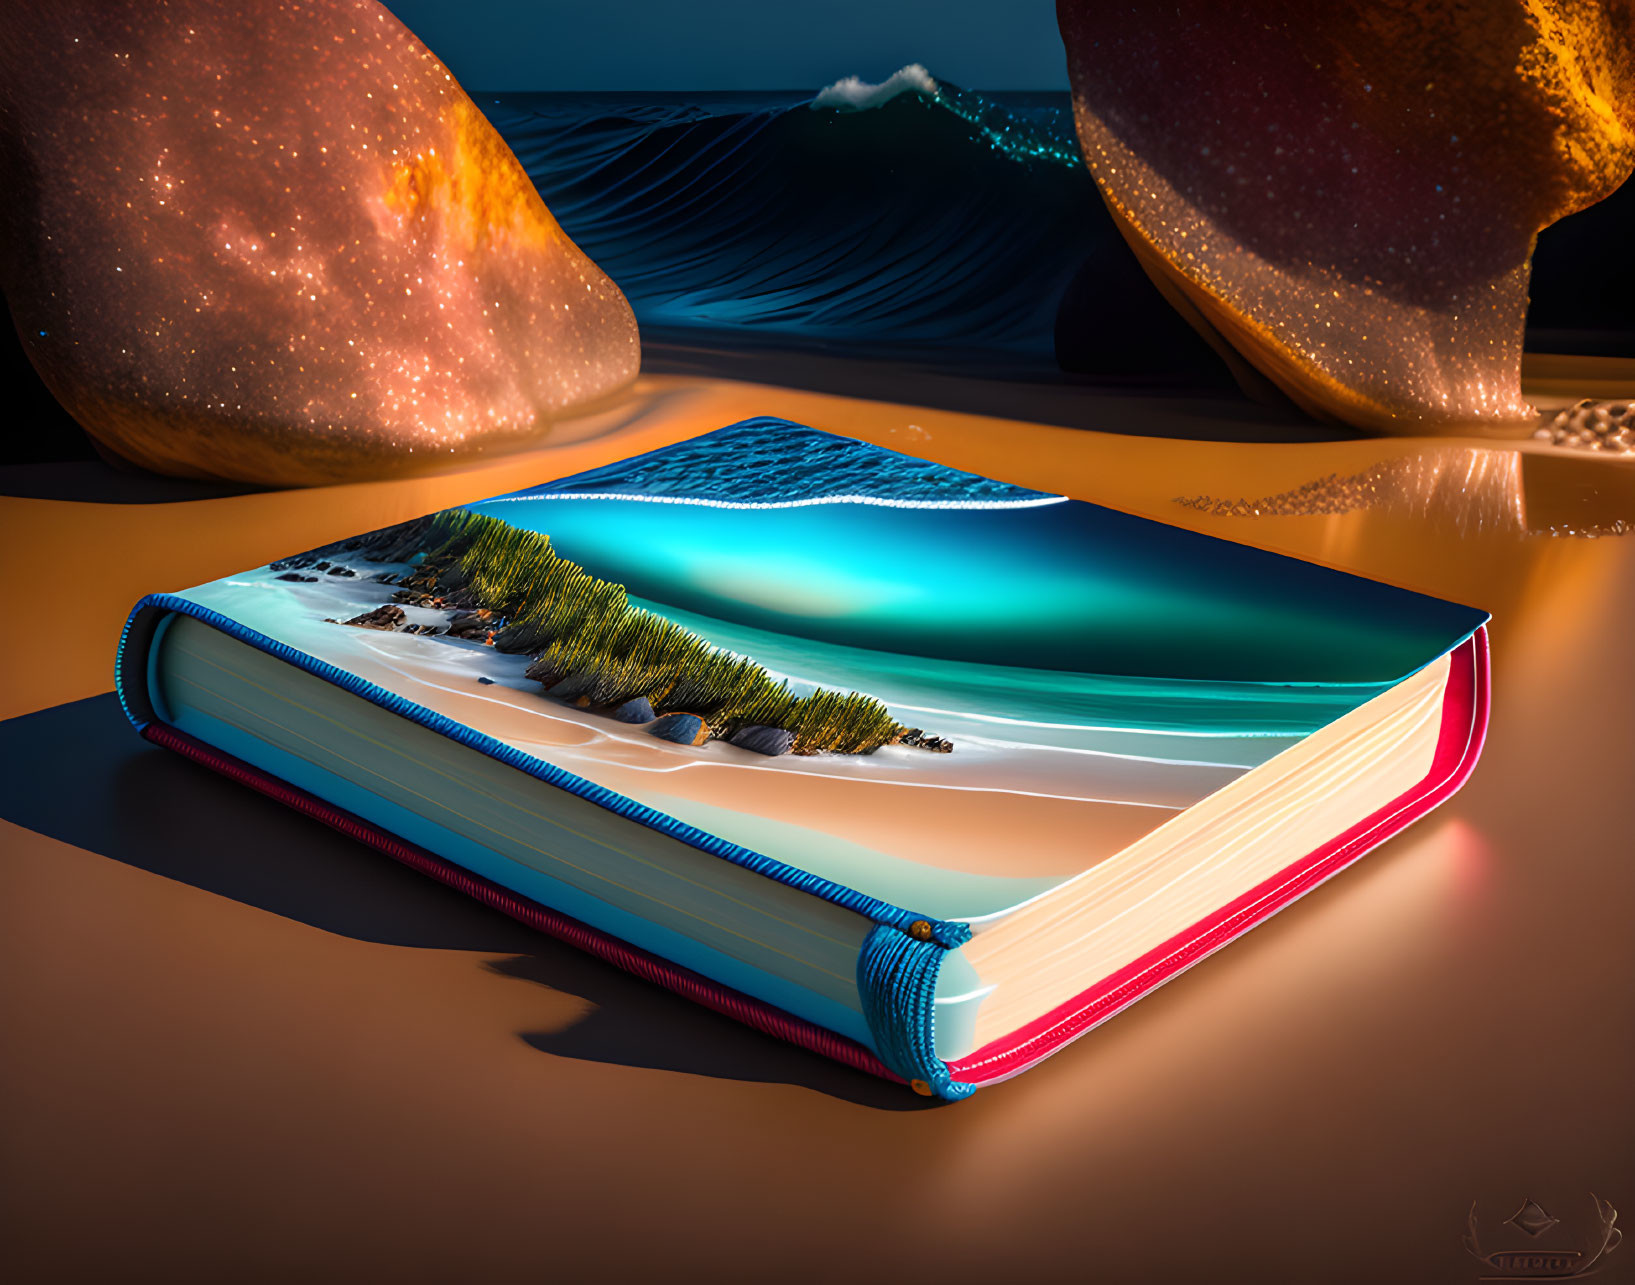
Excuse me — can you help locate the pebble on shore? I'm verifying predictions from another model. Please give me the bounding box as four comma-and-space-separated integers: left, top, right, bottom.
729, 725, 795, 756
1534, 400, 1634, 453
649, 712, 711, 746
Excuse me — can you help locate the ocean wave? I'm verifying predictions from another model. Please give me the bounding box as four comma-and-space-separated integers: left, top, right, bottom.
478, 64, 1632, 366
810, 63, 938, 112
497, 417, 1063, 507
485, 75, 1113, 355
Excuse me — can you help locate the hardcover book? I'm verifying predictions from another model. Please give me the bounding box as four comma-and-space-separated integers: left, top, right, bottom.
116, 418, 1491, 1098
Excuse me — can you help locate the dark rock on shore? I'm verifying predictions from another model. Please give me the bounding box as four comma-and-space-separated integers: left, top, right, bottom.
612, 696, 654, 724
396, 559, 450, 594
729, 725, 794, 756
524, 656, 563, 685
275, 572, 319, 583
476, 676, 495, 685
341, 604, 406, 631
544, 672, 596, 701
489, 631, 533, 656
895, 727, 954, 754
371, 572, 399, 584
446, 609, 497, 642
326, 565, 357, 577
649, 712, 711, 746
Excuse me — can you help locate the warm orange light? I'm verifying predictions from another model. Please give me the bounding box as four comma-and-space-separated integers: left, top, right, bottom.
1057, 0, 1635, 432
0, 1, 638, 486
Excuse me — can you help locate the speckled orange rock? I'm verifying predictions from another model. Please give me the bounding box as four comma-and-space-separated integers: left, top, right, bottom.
1057, 0, 1634, 433
0, 0, 639, 485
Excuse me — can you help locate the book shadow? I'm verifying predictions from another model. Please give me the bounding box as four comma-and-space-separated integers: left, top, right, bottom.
0, 693, 926, 1109
485, 955, 927, 1108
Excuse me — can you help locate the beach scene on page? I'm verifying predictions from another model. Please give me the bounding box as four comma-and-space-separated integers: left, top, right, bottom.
172, 419, 1483, 918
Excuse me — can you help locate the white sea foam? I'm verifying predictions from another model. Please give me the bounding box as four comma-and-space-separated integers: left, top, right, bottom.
811, 63, 938, 112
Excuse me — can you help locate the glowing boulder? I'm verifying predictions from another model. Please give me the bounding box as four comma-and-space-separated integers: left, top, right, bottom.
0, 1, 639, 484
1057, 1, 1634, 432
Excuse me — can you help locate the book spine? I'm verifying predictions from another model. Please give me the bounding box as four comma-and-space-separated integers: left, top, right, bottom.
116, 595, 981, 1100
857, 925, 976, 1100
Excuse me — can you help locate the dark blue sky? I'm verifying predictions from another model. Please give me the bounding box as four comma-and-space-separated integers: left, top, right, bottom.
380, 0, 1069, 91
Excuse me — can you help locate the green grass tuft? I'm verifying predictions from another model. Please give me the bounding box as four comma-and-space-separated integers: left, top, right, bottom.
785, 689, 904, 756
413, 510, 907, 754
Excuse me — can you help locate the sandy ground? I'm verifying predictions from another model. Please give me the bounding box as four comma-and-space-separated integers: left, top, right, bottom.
4, 360, 1635, 1283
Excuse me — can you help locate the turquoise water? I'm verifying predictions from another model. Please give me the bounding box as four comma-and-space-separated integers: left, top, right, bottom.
461, 418, 1487, 739
488, 83, 1096, 356
466, 490, 1485, 693
630, 596, 1349, 749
